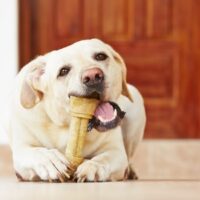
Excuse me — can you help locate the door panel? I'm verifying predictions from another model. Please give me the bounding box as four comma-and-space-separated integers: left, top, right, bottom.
19, 0, 200, 138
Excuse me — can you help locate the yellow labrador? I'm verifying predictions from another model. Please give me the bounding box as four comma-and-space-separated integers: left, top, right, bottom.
8, 39, 146, 182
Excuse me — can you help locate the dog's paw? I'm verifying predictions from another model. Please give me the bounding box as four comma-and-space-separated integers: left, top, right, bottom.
14, 148, 71, 182
74, 160, 109, 182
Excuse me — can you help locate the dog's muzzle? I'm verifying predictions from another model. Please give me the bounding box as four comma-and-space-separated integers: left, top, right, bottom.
82, 67, 104, 94
71, 67, 125, 132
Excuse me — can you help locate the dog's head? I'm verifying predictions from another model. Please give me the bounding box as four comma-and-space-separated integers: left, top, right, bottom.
20, 39, 133, 125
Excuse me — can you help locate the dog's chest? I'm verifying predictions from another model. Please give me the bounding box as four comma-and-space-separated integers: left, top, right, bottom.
35, 123, 108, 156
35, 124, 69, 152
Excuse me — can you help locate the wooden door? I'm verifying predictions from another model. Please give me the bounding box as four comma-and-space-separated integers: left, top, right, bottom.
19, 0, 200, 138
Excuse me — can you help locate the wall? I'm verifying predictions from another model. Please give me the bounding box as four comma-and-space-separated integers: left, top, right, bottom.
0, 0, 18, 143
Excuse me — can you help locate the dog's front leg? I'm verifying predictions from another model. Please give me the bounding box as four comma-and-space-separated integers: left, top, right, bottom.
74, 130, 128, 182
13, 146, 71, 182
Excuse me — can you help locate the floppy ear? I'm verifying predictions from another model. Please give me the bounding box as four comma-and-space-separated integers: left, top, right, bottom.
20, 58, 45, 109
106, 45, 133, 102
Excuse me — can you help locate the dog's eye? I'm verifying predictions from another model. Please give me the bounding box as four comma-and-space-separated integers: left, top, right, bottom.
94, 52, 108, 61
58, 66, 71, 77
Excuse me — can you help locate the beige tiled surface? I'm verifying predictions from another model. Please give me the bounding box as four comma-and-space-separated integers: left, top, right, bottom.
0, 140, 200, 199
133, 139, 200, 180
0, 179, 200, 200
0, 145, 14, 178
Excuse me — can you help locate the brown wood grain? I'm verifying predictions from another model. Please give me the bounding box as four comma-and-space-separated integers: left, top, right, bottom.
19, 0, 200, 138
19, 0, 32, 67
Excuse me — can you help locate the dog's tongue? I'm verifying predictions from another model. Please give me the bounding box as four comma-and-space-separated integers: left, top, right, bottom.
94, 102, 115, 122
88, 101, 125, 132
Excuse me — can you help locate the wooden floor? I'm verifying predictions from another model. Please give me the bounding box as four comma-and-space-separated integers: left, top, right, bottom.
1, 140, 200, 200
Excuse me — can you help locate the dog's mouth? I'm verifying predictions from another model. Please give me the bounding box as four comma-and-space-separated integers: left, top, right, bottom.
68, 91, 101, 100
95, 102, 117, 123
88, 101, 125, 132
69, 91, 125, 132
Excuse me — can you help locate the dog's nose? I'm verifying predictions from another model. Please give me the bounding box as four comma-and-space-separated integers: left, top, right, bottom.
82, 68, 104, 87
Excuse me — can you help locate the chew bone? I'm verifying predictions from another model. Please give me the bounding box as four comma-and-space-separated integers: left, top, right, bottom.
65, 96, 99, 171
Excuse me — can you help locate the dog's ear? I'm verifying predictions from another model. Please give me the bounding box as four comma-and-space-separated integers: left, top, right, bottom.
107, 45, 133, 102
20, 57, 46, 109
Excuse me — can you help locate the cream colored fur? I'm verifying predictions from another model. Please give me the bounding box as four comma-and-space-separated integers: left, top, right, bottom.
7, 39, 146, 181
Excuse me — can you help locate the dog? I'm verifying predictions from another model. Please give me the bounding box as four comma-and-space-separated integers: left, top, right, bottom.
7, 39, 146, 182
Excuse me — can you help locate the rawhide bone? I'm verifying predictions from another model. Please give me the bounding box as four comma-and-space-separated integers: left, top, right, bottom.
65, 96, 99, 173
